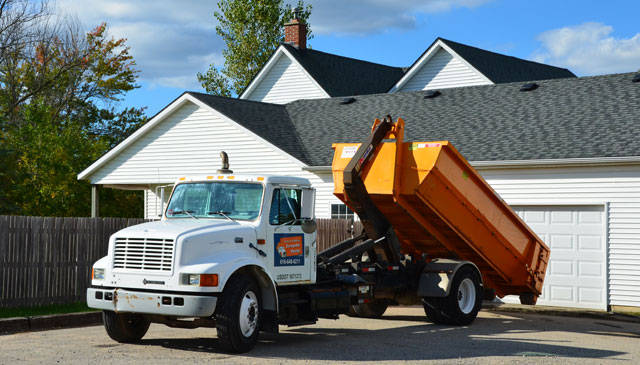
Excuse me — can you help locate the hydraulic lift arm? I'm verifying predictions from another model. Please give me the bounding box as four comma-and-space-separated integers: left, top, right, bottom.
342, 115, 403, 264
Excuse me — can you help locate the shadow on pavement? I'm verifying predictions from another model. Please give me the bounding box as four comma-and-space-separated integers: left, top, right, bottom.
135, 311, 635, 361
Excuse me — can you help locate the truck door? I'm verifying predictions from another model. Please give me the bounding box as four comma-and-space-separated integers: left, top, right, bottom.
266, 187, 314, 284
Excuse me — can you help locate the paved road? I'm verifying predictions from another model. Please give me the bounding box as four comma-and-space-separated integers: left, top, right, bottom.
1, 307, 638, 364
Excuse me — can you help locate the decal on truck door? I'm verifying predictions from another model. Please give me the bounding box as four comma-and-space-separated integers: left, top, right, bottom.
274, 234, 304, 266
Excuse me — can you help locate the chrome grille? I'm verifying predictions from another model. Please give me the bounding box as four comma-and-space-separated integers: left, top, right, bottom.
113, 237, 174, 271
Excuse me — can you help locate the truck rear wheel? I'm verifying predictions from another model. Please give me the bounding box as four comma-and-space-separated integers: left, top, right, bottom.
102, 310, 150, 343
422, 297, 446, 324
349, 299, 390, 318
439, 266, 482, 325
215, 275, 261, 353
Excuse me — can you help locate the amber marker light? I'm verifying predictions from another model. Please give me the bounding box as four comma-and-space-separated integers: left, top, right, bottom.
199, 274, 218, 287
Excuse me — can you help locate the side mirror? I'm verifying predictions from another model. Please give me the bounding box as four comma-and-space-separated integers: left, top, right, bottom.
301, 219, 317, 234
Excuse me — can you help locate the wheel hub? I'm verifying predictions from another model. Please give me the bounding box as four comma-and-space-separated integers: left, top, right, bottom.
239, 290, 259, 337
457, 278, 476, 315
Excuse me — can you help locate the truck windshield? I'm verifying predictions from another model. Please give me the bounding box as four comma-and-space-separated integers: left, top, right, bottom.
166, 182, 263, 221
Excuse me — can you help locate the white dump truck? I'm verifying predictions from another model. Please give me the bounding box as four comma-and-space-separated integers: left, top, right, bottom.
87, 117, 549, 353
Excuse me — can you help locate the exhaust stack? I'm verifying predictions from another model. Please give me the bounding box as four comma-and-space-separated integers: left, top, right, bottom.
217, 151, 233, 174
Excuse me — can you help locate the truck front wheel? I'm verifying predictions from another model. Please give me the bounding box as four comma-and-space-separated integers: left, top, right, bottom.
215, 275, 261, 353
102, 310, 150, 343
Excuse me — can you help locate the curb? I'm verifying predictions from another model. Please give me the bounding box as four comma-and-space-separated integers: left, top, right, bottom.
482, 302, 640, 324
0, 311, 102, 335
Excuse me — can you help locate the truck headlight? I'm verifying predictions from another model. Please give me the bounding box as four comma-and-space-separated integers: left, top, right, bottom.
187, 274, 218, 287
188, 274, 200, 286
92, 268, 105, 280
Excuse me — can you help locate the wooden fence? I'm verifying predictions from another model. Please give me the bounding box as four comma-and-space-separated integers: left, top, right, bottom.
0, 216, 360, 309
316, 219, 359, 252
0, 216, 148, 308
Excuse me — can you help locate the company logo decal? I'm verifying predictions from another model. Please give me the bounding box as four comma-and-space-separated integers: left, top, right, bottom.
274, 234, 304, 266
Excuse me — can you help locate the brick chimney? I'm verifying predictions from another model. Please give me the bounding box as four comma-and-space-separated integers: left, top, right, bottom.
284, 8, 307, 49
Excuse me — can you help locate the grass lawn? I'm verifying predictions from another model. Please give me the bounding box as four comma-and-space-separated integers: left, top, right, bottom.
0, 302, 99, 319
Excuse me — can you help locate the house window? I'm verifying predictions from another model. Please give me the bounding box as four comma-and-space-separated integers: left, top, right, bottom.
331, 204, 354, 220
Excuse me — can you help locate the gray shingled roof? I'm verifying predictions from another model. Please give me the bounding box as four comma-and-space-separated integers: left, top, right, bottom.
280, 44, 406, 96
244, 38, 575, 99
283, 72, 640, 166
187, 92, 311, 165
189, 73, 640, 167
420, 38, 576, 84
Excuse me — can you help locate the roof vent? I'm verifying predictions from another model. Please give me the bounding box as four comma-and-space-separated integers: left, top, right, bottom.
520, 82, 539, 92
340, 97, 356, 105
632, 73, 640, 83
424, 90, 441, 99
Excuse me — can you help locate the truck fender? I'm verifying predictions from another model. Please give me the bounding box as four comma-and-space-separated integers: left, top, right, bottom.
234, 265, 279, 314
216, 258, 278, 313
417, 259, 482, 297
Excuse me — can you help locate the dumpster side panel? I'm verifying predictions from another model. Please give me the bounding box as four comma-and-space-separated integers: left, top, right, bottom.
332, 140, 550, 298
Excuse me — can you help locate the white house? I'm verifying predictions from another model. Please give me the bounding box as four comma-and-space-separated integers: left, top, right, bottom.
77, 17, 640, 312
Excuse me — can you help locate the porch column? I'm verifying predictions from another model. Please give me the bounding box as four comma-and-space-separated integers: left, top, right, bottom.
91, 184, 100, 218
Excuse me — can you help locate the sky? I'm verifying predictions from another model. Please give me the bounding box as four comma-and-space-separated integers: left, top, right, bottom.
58, 0, 640, 117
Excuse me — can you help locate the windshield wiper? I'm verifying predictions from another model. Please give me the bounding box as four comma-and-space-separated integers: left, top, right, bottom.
170, 210, 198, 220
207, 210, 236, 222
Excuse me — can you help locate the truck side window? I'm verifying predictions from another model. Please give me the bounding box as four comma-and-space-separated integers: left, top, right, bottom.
269, 188, 302, 225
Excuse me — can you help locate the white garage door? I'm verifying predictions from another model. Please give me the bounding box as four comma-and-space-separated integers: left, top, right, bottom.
504, 205, 607, 310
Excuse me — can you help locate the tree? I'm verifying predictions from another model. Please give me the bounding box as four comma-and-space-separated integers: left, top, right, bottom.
4, 100, 105, 216
0, 1, 147, 217
198, 0, 311, 96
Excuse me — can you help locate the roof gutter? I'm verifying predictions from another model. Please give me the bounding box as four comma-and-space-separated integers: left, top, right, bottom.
302, 166, 332, 173
303, 156, 640, 173
471, 156, 640, 169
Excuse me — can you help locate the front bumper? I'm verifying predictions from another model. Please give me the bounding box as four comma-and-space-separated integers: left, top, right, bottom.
87, 288, 217, 317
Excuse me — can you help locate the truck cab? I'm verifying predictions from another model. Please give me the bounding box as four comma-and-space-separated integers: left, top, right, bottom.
87, 174, 317, 352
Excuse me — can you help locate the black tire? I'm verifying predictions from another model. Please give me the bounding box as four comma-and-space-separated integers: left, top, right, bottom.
483, 287, 497, 301
422, 297, 446, 324
438, 266, 483, 325
349, 299, 390, 318
519, 292, 537, 305
102, 310, 150, 343
215, 275, 262, 353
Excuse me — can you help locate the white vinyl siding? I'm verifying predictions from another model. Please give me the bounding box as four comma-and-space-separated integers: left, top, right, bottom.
311, 172, 341, 219
479, 165, 640, 308
144, 185, 172, 220
608, 201, 640, 307
90, 103, 303, 184
244, 54, 327, 104
398, 48, 491, 92
88, 101, 337, 220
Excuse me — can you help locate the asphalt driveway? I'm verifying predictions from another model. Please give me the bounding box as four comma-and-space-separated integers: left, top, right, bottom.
1, 306, 638, 364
